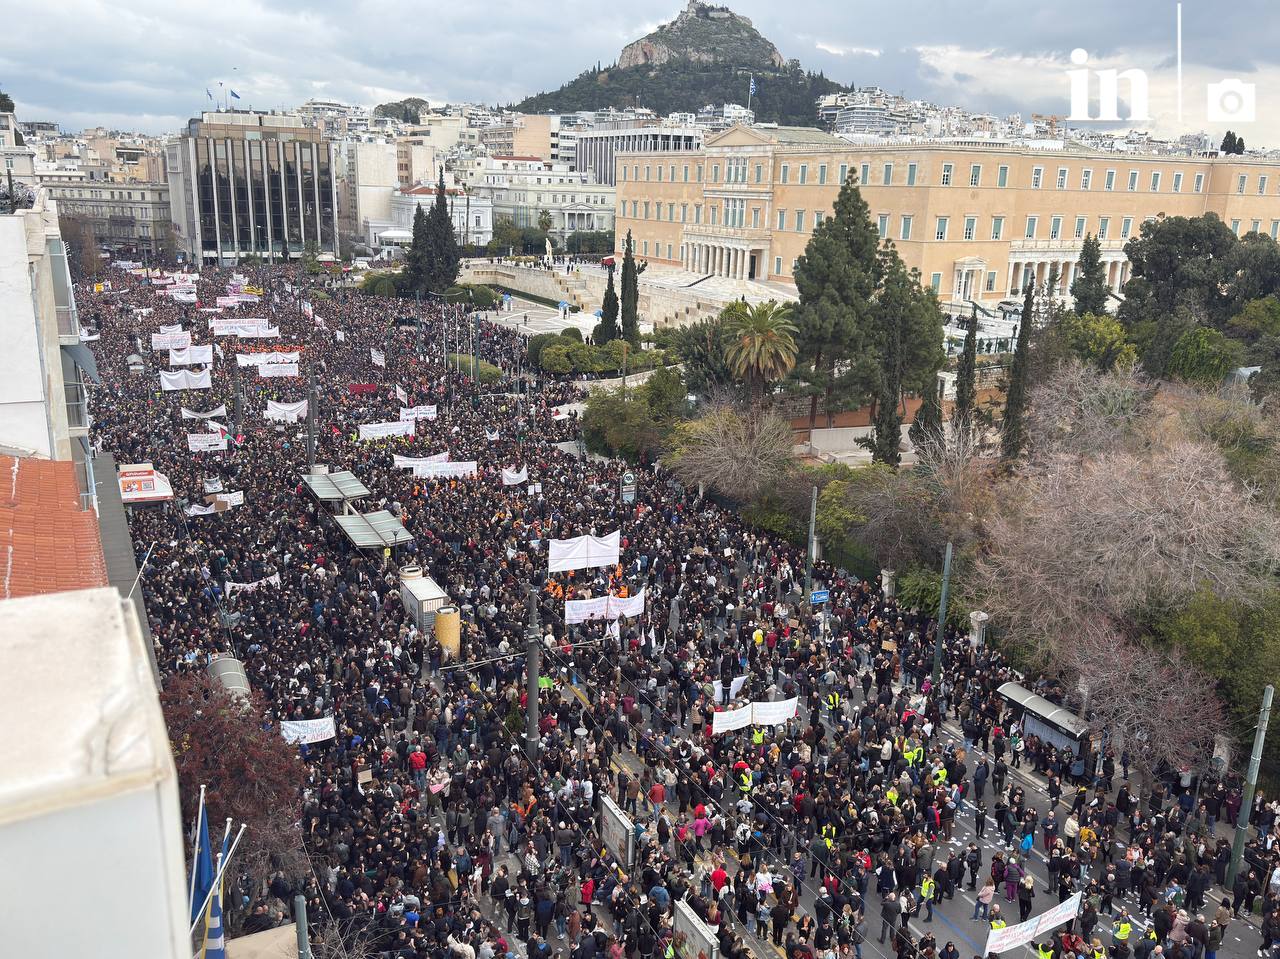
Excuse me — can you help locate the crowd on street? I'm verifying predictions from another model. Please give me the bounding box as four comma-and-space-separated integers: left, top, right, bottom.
82, 264, 1280, 959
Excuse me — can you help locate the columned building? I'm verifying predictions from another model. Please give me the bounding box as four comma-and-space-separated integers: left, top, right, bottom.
614, 125, 1280, 311
166, 111, 339, 264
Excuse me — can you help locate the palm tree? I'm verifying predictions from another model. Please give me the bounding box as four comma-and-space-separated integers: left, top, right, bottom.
722, 300, 799, 407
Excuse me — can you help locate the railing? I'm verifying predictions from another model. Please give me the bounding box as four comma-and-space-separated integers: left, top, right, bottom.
683, 224, 772, 242
64, 380, 88, 429
1009, 237, 1127, 253
56, 304, 79, 338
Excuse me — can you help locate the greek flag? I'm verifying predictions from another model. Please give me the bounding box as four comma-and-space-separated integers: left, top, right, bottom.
229, 89, 242, 100
749, 76, 757, 96
201, 829, 232, 959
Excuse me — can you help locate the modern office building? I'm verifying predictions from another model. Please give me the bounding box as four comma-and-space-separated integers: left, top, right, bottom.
165, 111, 339, 263
613, 124, 1280, 309
575, 126, 703, 186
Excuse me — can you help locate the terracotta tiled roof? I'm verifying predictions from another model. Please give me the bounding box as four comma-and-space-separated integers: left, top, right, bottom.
0, 455, 108, 601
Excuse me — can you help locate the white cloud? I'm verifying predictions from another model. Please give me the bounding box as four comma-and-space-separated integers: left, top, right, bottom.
815, 42, 882, 58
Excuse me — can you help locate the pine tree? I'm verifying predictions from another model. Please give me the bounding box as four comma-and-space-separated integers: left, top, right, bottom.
426, 169, 460, 292
869, 298, 903, 466
1001, 283, 1035, 461
620, 231, 640, 346
952, 306, 978, 428
599, 267, 619, 342
1070, 233, 1109, 315
792, 174, 883, 430
403, 204, 430, 295
1221, 131, 1239, 154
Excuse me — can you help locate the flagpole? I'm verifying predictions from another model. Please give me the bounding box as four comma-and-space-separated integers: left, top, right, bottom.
187, 785, 207, 921
199, 849, 226, 959
190, 823, 247, 935
746, 75, 752, 114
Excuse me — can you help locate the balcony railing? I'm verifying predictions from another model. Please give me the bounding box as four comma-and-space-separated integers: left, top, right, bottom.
1009, 237, 1127, 253
684, 224, 773, 242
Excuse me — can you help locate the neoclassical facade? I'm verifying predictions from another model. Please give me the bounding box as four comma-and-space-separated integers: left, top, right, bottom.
614, 125, 1280, 307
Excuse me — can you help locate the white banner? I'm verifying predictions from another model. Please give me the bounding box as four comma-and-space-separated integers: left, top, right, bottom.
181, 404, 227, 420
359, 420, 415, 441
160, 369, 212, 391
151, 331, 191, 350
258, 362, 299, 378
236, 351, 300, 367
751, 697, 799, 727
169, 345, 213, 366
159, 323, 184, 334
502, 465, 529, 486
565, 596, 610, 625
371, 348, 386, 367
187, 432, 228, 452
412, 461, 477, 479
395, 385, 409, 404
711, 705, 754, 734
203, 477, 224, 494
224, 571, 279, 599
214, 490, 245, 508
185, 503, 218, 516
485, 428, 499, 442
393, 452, 449, 469
213, 318, 279, 337
399, 405, 438, 421
548, 530, 620, 573
168, 289, 197, 304
712, 676, 749, 703
336, 330, 346, 342
564, 588, 647, 625
265, 400, 309, 423
984, 893, 1081, 955
279, 715, 337, 744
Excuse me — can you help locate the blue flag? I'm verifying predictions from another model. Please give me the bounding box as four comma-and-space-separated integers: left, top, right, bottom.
749, 76, 757, 96
189, 799, 214, 926
206, 89, 213, 100
202, 828, 231, 959
229, 89, 241, 100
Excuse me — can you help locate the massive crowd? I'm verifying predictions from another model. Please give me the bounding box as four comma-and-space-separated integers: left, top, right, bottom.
83, 265, 1280, 959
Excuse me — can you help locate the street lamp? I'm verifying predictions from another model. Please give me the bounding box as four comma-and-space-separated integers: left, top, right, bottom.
525, 590, 541, 762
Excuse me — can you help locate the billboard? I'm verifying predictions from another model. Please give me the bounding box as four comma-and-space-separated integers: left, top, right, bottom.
599, 794, 634, 869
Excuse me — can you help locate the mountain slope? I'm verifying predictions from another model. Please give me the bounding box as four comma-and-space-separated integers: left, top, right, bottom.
516, 61, 847, 127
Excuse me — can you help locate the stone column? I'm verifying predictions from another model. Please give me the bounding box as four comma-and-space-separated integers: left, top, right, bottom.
969, 610, 990, 648
880, 569, 896, 599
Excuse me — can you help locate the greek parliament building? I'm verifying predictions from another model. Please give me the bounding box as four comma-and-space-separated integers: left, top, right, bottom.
614, 125, 1280, 307
166, 111, 339, 264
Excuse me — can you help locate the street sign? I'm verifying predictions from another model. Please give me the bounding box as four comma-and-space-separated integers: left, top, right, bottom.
620, 470, 637, 504
810, 589, 830, 606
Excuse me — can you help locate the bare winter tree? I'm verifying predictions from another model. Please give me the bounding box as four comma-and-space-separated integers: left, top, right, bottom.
1024, 359, 1158, 461
665, 405, 796, 503
973, 441, 1280, 667
1063, 629, 1226, 785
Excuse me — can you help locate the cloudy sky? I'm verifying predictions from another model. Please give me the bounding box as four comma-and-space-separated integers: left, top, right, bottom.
5, 0, 1279, 145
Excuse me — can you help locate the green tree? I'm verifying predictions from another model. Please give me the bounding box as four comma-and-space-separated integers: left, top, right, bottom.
669, 314, 737, 397
582, 367, 689, 461
864, 256, 933, 466
0, 89, 13, 113
1221, 131, 1245, 154
1055, 311, 1138, 370
792, 172, 882, 429
539, 342, 574, 374
1229, 296, 1280, 343
426, 170, 460, 292
1001, 284, 1035, 461
598, 267, 619, 342
1167, 327, 1244, 385
722, 300, 799, 407
537, 209, 553, 235
908, 378, 943, 455
620, 231, 640, 346
952, 307, 978, 428
1070, 233, 1109, 315
402, 204, 431, 295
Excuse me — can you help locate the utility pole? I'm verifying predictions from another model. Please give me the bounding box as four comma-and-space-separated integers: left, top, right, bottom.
306, 362, 317, 472
931, 540, 953, 686
294, 894, 311, 959
525, 590, 541, 762
233, 364, 243, 433
804, 485, 817, 602
1228, 684, 1274, 889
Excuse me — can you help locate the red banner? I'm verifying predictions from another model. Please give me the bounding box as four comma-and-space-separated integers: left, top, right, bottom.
348, 383, 378, 395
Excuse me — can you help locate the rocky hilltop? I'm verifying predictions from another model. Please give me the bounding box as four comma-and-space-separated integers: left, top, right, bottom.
618, 0, 785, 69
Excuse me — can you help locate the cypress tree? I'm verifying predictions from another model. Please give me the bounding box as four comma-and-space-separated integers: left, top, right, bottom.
908, 375, 942, 454
869, 302, 903, 466
952, 306, 978, 428
599, 266, 619, 342
426, 169, 460, 292
403, 204, 430, 295
1001, 283, 1035, 461
620, 231, 640, 346
1070, 233, 1109, 315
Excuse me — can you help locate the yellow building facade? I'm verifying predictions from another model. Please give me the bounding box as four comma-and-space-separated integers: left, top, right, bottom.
614, 125, 1280, 307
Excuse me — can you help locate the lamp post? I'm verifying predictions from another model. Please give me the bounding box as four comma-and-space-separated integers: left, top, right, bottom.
931, 541, 953, 686
525, 590, 541, 762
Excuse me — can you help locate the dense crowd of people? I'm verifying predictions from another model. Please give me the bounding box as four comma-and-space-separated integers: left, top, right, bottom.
83, 264, 1280, 959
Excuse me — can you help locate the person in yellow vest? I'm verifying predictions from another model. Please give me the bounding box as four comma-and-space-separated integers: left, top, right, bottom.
826, 690, 842, 715
821, 823, 836, 850
1036, 942, 1054, 959
932, 765, 948, 787
752, 727, 765, 748
886, 784, 900, 806
990, 904, 1007, 930
738, 770, 753, 796
920, 876, 936, 921
1112, 911, 1133, 948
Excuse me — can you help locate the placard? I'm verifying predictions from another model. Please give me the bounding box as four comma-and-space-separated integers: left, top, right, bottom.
279, 715, 337, 744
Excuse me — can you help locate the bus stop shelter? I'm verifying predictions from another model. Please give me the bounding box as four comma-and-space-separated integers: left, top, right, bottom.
996, 681, 1091, 756
302, 470, 371, 514
334, 510, 414, 551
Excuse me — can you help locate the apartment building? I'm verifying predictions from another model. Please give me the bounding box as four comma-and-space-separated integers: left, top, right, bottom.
479, 114, 559, 163
41, 174, 171, 257
614, 125, 1280, 308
